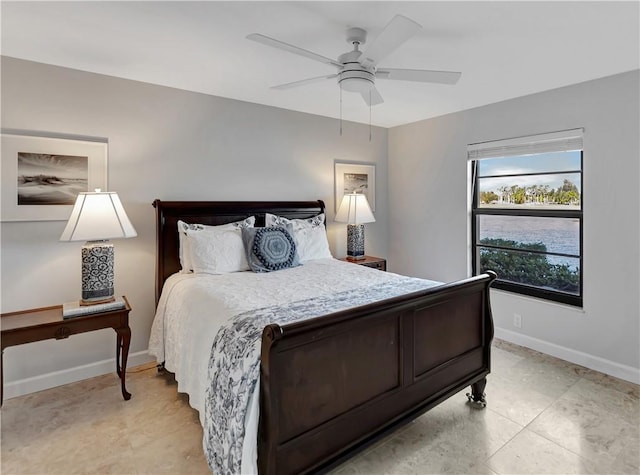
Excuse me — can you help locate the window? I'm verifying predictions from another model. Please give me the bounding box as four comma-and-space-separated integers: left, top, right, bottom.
469, 129, 583, 307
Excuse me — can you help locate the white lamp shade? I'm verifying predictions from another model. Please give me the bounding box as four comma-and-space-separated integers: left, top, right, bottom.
335, 192, 376, 224
60, 191, 137, 241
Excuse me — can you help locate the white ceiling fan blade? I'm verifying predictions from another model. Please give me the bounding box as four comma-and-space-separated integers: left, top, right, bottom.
271, 74, 338, 90
247, 33, 342, 68
360, 86, 384, 106
376, 68, 462, 85
361, 15, 422, 68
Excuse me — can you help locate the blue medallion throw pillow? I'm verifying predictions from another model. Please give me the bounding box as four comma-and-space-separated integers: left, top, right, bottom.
241, 225, 300, 273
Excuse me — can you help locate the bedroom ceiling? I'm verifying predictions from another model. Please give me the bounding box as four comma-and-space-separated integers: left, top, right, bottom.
1, 1, 638, 128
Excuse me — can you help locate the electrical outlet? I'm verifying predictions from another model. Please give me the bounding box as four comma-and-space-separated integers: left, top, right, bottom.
513, 313, 522, 328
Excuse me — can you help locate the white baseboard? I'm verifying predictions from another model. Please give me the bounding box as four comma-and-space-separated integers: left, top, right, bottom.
495, 328, 640, 385
6, 334, 638, 399
3, 350, 156, 400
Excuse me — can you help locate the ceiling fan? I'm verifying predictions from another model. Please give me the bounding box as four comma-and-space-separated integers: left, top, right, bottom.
247, 14, 461, 106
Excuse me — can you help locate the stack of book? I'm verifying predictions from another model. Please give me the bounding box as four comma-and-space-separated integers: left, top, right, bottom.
62, 296, 126, 319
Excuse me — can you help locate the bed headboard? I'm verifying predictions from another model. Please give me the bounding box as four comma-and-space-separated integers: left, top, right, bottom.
152, 200, 326, 306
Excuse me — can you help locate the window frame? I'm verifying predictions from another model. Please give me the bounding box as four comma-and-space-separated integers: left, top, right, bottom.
471, 152, 584, 307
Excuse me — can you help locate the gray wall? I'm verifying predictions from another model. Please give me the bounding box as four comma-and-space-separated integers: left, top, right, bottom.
0, 57, 389, 394
389, 71, 640, 382
3, 56, 638, 393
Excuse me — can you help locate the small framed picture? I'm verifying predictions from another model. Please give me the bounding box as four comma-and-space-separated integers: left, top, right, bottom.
1, 133, 108, 221
334, 161, 376, 213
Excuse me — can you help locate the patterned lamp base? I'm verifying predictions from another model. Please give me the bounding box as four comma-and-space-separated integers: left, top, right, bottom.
81, 241, 115, 305
346, 224, 366, 260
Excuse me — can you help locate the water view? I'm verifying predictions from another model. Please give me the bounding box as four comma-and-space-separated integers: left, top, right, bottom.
479, 215, 579, 257
475, 150, 582, 294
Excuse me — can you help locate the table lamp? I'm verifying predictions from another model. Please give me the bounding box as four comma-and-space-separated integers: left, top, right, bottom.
335, 192, 375, 260
60, 190, 137, 305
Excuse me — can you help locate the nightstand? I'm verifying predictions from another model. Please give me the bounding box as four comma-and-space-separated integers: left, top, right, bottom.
0, 296, 132, 406
340, 255, 387, 271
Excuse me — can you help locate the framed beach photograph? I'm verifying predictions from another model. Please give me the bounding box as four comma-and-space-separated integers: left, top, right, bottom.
1, 133, 108, 221
334, 161, 376, 213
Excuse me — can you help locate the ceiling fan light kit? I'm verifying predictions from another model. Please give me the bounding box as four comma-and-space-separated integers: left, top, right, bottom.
247, 14, 462, 107
339, 71, 374, 93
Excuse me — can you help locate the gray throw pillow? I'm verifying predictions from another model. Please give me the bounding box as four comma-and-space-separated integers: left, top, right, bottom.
241, 225, 300, 273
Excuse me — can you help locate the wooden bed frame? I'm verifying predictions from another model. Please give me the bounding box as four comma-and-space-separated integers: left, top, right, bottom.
153, 199, 497, 475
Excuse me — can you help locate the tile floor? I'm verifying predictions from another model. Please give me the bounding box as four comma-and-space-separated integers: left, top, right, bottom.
1, 340, 638, 474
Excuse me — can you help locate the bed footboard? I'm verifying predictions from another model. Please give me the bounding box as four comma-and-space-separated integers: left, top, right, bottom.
259, 271, 496, 474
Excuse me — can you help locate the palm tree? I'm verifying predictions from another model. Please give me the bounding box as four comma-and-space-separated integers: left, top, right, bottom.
498, 185, 509, 204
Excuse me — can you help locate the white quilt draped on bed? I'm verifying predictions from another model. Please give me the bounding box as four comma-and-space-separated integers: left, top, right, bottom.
148, 258, 440, 474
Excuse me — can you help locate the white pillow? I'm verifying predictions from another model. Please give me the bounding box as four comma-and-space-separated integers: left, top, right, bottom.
187, 227, 249, 274
177, 217, 255, 273
265, 213, 332, 262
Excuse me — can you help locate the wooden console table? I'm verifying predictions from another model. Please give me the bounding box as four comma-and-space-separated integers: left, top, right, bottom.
0, 296, 132, 406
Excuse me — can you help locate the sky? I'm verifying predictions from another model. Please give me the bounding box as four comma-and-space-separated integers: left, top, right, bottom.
478, 151, 581, 193
17, 153, 88, 179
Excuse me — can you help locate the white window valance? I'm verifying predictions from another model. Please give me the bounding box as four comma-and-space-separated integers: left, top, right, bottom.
467, 128, 584, 161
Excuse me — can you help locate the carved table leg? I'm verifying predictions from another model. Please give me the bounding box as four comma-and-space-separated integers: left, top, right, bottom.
466, 377, 487, 409
116, 332, 122, 378
116, 327, 132, 400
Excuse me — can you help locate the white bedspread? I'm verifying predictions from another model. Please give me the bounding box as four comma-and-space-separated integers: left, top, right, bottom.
148, 258, 440, 473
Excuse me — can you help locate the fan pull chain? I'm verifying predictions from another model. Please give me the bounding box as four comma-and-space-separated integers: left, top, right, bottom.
339, 86, 343, 136
369, 90, 372, 142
